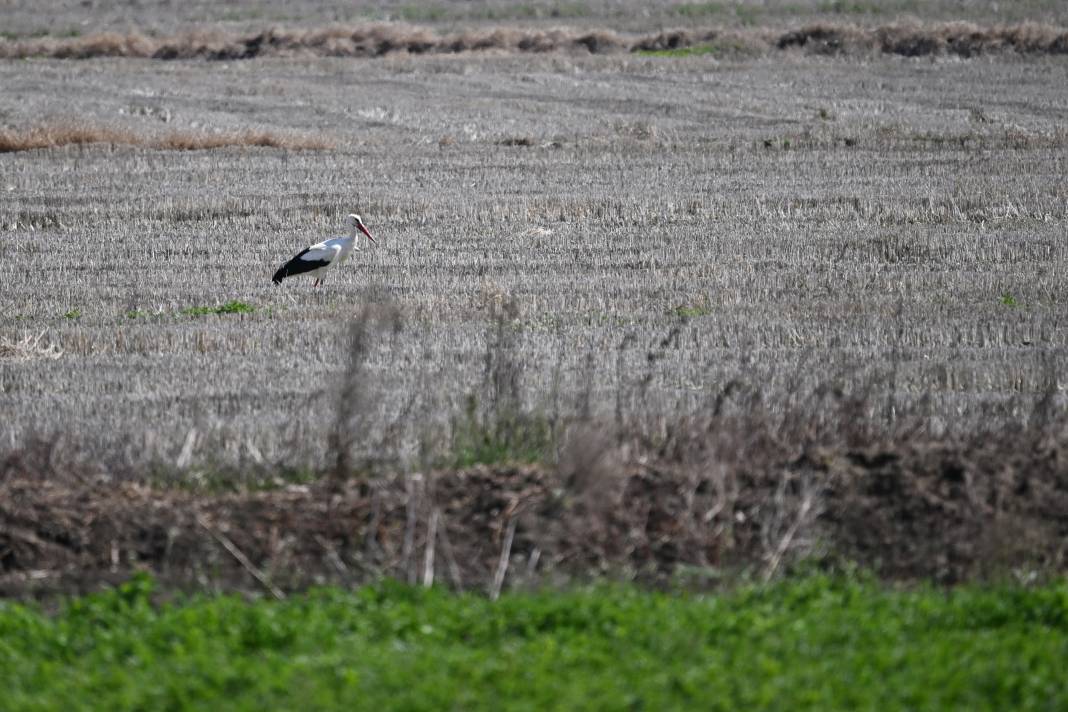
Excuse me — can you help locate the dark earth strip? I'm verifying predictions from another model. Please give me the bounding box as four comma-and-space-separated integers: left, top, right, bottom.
3, 428, 1066, 599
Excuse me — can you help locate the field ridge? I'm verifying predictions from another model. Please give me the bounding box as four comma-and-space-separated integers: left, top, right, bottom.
3, 424, 1067, 598
2, 20, 1067, 60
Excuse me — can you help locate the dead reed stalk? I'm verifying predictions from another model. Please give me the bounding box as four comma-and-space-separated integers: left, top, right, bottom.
490, 517, 517, 601
329, 300, 403, 480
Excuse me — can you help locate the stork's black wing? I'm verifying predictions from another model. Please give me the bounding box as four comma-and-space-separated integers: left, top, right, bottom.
272, 247, 331, 284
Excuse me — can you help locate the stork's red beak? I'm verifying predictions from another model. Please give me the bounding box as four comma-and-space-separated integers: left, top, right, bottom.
358, 223, 376, 244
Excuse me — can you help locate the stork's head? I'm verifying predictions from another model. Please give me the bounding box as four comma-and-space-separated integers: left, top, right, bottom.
346, 213, 376, 244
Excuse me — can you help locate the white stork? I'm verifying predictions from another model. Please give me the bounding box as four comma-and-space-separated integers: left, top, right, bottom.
272, 213, 376, 287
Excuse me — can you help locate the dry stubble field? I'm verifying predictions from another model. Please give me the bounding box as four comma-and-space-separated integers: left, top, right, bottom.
1, 6, 1067, 592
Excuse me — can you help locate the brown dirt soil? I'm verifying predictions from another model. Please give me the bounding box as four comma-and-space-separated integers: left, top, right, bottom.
3, 433, 1067, 598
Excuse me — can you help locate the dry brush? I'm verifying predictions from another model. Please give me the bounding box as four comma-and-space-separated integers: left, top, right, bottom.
1, 21, 1067, 61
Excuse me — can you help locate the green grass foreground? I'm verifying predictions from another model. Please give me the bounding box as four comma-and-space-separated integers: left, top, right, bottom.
2, 575, 1067, 711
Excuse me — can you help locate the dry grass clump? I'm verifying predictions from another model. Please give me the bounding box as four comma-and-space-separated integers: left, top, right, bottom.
0, 124, 332, 153
244, 25, 631, 58
0, 24, 626, 60
778, 20, 1068, 56
1, 21, 1066, 60
156, 129, 332, 151
28, 31, 157, 60
0, 331, 62, 362
0, 125, 132, 153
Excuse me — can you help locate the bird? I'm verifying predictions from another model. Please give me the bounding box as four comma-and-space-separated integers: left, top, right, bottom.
272, 213, 376, 287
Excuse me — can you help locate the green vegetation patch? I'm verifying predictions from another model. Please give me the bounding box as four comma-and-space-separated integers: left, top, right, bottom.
673, 302, 713, 319
1, 574, 1066, 711
818, 0, 885, 13
448, 396, 553, 468
637, 43, 721, 58
397, 4, 449, 22
180, 300, 256, 317
674, 2, 725, 16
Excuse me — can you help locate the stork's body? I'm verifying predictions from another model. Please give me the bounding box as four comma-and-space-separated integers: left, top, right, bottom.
272, 214, 376, 287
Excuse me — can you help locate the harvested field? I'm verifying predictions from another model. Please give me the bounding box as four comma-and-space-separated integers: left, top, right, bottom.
1, 0, 1068, 594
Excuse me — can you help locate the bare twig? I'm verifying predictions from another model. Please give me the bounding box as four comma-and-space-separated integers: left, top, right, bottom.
423, 508, 439, 588
490, 517, 517, 601
331, 300, 404, 480
436, 512, 464, 589
762, 478, 818, 583
526, 547, 541, 577
0, 330, 62, 361
363, 482, 383, 558
314, 534, 350, 580
197, 515, 285, 600
402, 473, 423, 583
176, 428, 197, 470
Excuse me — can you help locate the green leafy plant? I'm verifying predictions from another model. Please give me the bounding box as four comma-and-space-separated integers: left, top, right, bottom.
2, 574, 1067, 711
180, 300, 255, 317
63, 308, 81, 319
818, 0, 882, 14
1000, 292, 1018, 307
637, 44, 719, 58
